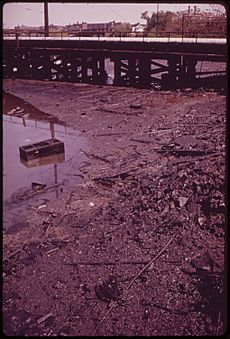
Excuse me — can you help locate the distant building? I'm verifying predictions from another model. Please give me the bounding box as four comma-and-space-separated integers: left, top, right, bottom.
81, 21, 117, 33
131, 23, 145, 33
14, 25, 41, 31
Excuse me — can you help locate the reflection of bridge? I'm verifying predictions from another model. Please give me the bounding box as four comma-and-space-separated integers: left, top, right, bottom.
3, 36, 227, 89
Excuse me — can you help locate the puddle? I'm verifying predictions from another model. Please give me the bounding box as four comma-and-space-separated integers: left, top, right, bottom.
3, 93, 90, 231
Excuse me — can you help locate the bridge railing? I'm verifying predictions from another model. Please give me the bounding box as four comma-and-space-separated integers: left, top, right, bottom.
3, 29, 226, 42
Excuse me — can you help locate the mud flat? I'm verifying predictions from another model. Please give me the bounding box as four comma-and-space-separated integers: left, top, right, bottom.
3, 79, 227, 336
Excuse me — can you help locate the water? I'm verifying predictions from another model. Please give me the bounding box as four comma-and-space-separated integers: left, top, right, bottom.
3, 94, 90, 230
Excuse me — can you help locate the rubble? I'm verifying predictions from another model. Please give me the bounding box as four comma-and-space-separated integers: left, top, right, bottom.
3, 80, 226, 336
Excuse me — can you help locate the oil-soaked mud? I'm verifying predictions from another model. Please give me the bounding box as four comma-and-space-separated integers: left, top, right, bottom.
2, 79, 227, 336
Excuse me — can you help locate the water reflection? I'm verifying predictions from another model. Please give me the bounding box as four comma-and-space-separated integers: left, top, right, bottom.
4, 114, 88, 200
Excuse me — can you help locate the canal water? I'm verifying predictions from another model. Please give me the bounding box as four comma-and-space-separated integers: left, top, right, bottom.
3, 93, 90, 231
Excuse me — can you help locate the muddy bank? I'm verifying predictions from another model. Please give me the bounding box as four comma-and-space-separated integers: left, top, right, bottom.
2, 79, 227, 336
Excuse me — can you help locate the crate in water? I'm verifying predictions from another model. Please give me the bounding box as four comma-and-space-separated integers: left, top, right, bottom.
20, 153, 65, 168
19, 138, 65, 162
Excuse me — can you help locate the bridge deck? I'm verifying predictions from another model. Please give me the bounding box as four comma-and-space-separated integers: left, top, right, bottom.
3, 36, 227, 90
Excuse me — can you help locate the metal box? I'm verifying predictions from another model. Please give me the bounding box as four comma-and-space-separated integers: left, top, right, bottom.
19, 138, 65, 162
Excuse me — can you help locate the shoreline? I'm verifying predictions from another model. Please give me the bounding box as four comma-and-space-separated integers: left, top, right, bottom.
3, 79, 226, 336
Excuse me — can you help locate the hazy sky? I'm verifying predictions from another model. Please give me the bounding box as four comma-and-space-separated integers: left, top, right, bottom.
3, 2, 225, 28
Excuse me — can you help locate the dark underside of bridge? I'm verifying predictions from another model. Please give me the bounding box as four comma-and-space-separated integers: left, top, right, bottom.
3, 39, 227, 91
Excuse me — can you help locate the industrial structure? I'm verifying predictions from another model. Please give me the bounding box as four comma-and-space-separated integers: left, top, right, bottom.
3, 34, 227, 90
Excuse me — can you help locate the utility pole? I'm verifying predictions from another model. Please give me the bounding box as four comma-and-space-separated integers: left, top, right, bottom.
44, 2, 49, 37
156, 3, 159, 36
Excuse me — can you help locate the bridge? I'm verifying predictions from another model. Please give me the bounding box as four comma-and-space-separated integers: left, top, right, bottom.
3, 35, 227, 90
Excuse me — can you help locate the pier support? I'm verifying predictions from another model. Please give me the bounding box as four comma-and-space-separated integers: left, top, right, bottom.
112, 55, 152, 88
180, 56, 197, 88
138, 56, 152, 88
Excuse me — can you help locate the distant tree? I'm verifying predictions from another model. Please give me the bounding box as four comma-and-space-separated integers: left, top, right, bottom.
141, 11, 156, 32
141, 8, 226, 37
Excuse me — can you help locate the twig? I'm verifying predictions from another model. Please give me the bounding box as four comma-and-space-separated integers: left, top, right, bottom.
93, 132, 126, 137
130, 138, 156, 144
147, 301, 188, 315
93, 167, 139, 183
45, 247, 59, 255
57, 212, 77, 226
125, 234, 176, 291
5, 249, 21, 260
216, 311, 221, 336
93, 233, 176, 335
80, 149, 111, 163
65, 191, 74, 208
64, 260, 150, 266
37, 312, 53, 325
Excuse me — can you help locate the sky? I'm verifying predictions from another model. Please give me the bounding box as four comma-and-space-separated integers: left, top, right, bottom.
2, 2, 226, 28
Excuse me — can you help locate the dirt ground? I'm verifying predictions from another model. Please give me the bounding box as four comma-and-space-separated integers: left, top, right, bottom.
2, 79, 227, 336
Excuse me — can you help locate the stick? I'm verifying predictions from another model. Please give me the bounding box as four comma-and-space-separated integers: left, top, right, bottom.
37, 312, 53, 325
46, 247, 59, 255
93, 167, 139, 182
65, 260, 150, 266
80, 149, 111, 163
93, 234, 176, 335
125, 234, 176, 291
93, 132, 126, 137
65, 191, 74, 208
130, 138, 156, 144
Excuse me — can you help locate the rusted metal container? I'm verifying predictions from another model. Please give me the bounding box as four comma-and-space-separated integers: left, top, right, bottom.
19, 138, 65, 162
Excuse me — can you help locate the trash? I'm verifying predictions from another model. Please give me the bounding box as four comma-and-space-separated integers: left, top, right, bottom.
130, 103, 142, 109
37, 204, 47, 210
173, 135, 203, 148
190, 251, 215, 273
37, 312, 53, 325
14, 107, 25, 115
6, 107, 24, 115
6, 108, 16, 115
89, 202, 95, 207
19, 138, 65, 162
178, 196, 189, 207
31, 182, 47, 191
95, 276, 119, 302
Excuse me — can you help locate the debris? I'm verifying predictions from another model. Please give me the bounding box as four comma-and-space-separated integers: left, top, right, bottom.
4, 221, 28, 234
46, 247, 59, 255
65, 191, 74, 208
130, 137, 157, 144
130, 103, 142, 109
14, 107, 25, 115
173, 135, 203, 148
93, 167, 139, 184
37, 312, 53, 325
190, 251, 215, 273
37, 204, 47, 210
89, 202, 95, 207
93, 132, 126, 137
95, 276, 119, 302
80, 149, 111, 163
19, 138, 65, 162
31, 182, 47, 191
6, 108, 16, 115
93, 234, 176, 335
178, 196, 189, 207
